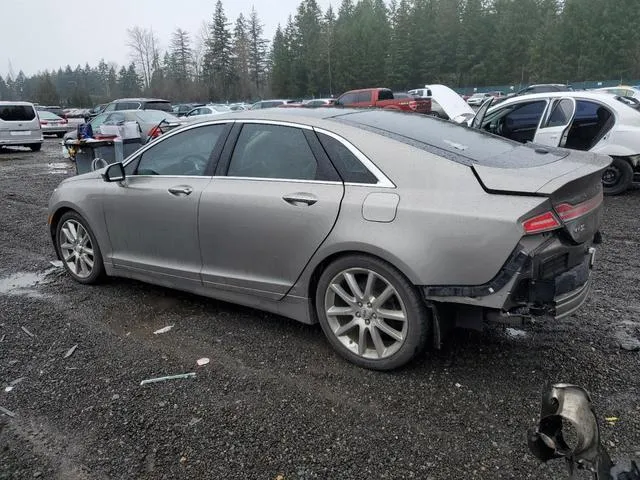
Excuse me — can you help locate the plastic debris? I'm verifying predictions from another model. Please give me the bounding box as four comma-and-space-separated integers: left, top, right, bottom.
196, 358, 210, 366
153, 325, 174, 335
4, 387, 13, 393
606, 416, 619, 425
21, 326, 34, 338
49, 260, 63, 268
64, 344, 78, 359
0, 334, 5, 342
9, 377, 25, 386
0, 406, 16, 418
140, 372, 196, 386
455, 383, 462, 388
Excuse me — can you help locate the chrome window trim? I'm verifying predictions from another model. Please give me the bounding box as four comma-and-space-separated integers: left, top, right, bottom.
234, 119, 313, 130
214, 176, 342, 186
122, 119, 234, 168
313, 127, 396, 188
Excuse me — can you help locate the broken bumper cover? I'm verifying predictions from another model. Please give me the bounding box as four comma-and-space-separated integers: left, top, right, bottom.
424, 242, 595, 320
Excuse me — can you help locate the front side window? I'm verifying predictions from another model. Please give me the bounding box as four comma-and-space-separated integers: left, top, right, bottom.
483, 100, 546, 143
135, 124, 225, 176
338, 93, 357, 105
357, 91, 373, 103
227, 124, 318, 180
103, 103, 116, 112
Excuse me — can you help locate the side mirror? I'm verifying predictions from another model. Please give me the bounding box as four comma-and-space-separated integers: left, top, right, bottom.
102, 162, 126, 182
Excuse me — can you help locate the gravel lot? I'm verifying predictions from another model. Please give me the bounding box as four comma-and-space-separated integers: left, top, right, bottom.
1, 139, 639, 479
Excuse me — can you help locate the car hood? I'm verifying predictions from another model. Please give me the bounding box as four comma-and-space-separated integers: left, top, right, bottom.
427, 84, 475, 123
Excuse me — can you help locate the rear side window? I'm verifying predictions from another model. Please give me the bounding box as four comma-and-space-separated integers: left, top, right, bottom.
228, 124, 318, 180
0, 105, 36, 121
545, 99, 574, 127
317, 133, 377, 184
116, 102, 141, 110
378, 90, 394, 101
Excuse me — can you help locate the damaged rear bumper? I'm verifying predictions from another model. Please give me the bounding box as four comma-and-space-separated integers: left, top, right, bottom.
423, 238, 596, 320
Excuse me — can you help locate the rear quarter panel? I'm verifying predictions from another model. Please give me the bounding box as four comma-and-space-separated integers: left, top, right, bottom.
291, 128, 545, 294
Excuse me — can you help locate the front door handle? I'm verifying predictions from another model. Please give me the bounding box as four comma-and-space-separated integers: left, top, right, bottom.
168, 185, 193, 196
282, 193, 318, 206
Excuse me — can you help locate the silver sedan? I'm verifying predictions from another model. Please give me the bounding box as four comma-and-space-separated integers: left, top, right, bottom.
48, 109, 608, 370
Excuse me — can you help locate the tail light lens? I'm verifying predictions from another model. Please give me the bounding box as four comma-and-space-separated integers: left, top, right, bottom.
522, 211, 561, 234
554, 192, 603, 221
148, 126, 161, 138
40, 120, 48, 125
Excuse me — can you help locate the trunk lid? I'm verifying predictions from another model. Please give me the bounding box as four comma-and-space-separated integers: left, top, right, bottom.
472, 147, 610, 195
473, 147, 610, 244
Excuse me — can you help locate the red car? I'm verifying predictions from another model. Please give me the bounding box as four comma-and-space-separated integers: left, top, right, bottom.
335, 88, 431, 114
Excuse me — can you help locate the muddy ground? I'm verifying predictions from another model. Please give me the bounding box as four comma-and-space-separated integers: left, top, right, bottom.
0, 139, 639, 479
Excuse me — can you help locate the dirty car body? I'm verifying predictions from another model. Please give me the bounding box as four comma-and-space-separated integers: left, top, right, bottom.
48, 109, 608, 369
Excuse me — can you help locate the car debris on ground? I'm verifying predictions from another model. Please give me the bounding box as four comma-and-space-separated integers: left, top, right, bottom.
139, 372, 197, 386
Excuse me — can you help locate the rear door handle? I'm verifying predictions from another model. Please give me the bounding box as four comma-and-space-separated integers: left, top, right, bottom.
282, 193, 318, 206
168, 185, 193, 196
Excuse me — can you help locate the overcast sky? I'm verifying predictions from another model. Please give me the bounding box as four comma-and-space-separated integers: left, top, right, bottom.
1, 0, 334, 77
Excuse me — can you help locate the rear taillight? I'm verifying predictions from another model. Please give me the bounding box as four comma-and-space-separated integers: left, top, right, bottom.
408, 101, 418, 111
61, 118, 68, 124
148, 126, 161, 138
40, 120, 48, 125
554, 192, 603, 221
522, 211, 561, 235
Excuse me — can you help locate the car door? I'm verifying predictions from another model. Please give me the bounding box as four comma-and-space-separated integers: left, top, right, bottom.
479, 99, 548, 143
102, 123, 230, 285
198, 121, 345, 300
533, 97, 577, 147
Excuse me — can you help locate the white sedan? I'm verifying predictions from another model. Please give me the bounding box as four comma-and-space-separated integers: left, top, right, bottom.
431, 86, 640, 195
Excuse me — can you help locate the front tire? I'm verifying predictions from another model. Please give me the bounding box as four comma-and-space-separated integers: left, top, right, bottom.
29, 143, 42, 152
315, 255, 430, 370
602, 157, 634, 195
56, 211, 105, 284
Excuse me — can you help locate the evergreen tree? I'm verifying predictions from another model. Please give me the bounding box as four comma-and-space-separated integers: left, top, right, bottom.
232, 14, 251, 100
270, 25, 292, 97
202, 0, 233, 100
170, 28, 193, 83
35, 73, 59, 105
248, 7, 269, 98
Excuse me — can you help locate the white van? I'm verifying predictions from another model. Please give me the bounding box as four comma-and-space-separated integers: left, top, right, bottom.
0, 101, 44, 151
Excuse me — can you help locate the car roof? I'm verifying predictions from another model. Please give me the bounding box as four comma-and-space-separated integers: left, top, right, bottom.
112, 98, 170, 103
0, 101, 35, 106
493, 90, 623, 105
527, 84, 568, 88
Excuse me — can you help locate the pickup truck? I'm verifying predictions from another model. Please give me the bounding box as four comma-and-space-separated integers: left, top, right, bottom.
334, 88, 431, 114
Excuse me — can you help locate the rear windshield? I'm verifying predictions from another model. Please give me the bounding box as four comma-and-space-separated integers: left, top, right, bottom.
334, 110, 563, 167
38, 111, 62, 120
0, 105, 36, 121
144, 101, 172, 112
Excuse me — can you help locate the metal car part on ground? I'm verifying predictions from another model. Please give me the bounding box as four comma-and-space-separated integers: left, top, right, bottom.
49, 108, 607, 370
528, 384, 640, 479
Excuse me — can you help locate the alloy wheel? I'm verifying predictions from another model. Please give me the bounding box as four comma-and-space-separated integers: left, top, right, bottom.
324, 268, 408, 360
59, 219, 95, 279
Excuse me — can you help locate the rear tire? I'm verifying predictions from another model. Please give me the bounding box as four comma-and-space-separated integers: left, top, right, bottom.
29, 143, 42, 152
315, 255, 430, 370
602, 157, 633, 195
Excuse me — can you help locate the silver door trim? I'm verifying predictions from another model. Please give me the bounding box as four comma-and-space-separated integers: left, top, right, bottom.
215, 176, 343, 186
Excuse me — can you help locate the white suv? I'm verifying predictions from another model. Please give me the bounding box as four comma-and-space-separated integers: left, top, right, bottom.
0, 101, 44, 151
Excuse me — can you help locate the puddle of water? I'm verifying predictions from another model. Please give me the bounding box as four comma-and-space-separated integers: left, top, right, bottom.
505, 328, 528, 339
0, 269, 56, 298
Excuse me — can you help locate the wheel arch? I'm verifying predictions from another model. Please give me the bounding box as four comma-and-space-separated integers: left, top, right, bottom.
303, 246, 421, 324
